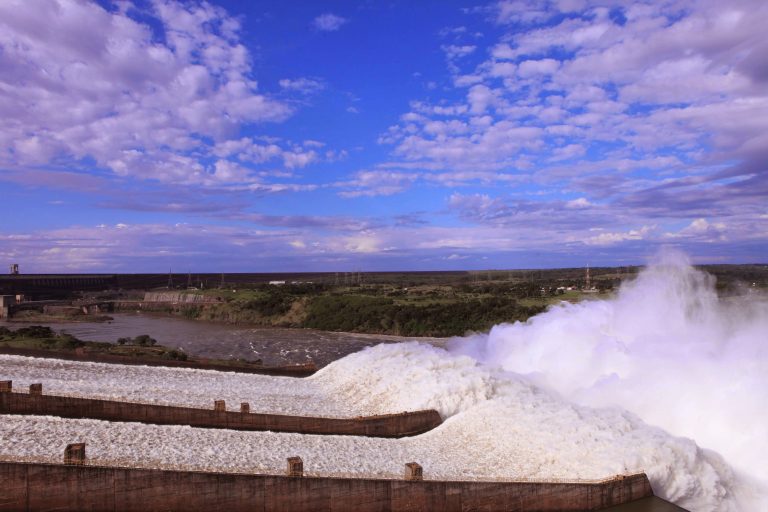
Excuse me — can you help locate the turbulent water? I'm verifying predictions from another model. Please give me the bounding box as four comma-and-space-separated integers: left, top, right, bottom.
437, 250, 768, 510
312, 250, 767, 510
2, 251, 765, 511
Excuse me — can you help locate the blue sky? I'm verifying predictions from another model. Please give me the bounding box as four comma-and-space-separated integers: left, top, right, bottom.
1, 0, 767, 272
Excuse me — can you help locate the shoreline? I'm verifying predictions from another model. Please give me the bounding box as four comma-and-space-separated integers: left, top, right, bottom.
2, 311, 453, 344
0, 346, 317, 377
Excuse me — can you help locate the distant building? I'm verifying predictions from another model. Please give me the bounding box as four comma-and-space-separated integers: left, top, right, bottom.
268, 280, 286, 285
9, 264, 19, 275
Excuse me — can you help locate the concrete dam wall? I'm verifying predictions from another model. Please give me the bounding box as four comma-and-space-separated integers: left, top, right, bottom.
141, 292, 221, 303
0, 461, 654, 512
0, 387, 442, 438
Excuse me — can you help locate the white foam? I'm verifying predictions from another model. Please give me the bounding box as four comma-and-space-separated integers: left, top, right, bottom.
0, 355, 356, 417
1, 340, 752, 510
446, 250, 768, 510
314, 342, 750, 511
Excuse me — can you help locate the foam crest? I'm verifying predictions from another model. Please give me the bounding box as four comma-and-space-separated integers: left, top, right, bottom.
313, 342, 502, 417
450, 252, 768, 487
315, 251, 767, 510
314, 341, 746, 510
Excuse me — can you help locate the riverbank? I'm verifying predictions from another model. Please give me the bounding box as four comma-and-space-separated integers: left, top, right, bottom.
0, 325, 315, 376
1, 313, 434, 368
6, 311, 113, 323
110, 283, 572, 337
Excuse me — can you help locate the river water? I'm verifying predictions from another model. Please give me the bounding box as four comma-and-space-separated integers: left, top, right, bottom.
3, 313, 445, 367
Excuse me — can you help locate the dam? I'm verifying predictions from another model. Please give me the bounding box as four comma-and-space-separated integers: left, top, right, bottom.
0, 458, 657, 511
0, 351, 691, 511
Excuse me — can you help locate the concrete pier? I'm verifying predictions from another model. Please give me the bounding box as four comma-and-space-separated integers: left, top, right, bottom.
0, 390, 442, 438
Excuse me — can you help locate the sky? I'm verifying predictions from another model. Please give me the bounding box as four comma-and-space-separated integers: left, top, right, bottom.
0, 0, 767, 272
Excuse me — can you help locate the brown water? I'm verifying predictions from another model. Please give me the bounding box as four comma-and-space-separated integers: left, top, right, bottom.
3, 313, 446, 367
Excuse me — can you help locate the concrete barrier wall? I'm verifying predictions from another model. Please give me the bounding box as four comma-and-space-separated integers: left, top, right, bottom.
0, 462, 653, 512
142, 292, 220, 303
0, 391, 442, 438
112, 301, 206, 316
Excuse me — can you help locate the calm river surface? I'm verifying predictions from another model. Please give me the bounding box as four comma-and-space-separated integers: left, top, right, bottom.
4, 313, 447, 367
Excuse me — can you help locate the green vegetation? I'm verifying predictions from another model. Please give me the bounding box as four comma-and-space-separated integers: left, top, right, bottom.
0, 325, 186, 361
116, 334, 158, 347
0, 325, 90, 350
303, 295, 546, 337
174, 279, 606, 337
18, 264, 764, 338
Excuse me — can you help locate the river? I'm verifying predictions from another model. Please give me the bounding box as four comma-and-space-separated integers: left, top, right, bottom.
3, 313, 446, 367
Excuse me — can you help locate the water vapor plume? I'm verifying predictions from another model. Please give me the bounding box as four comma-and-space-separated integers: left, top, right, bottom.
448, 249, 768, 509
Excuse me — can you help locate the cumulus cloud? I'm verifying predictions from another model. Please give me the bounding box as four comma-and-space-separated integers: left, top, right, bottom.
0, 0, 321, 191
583, 226, 656, 246
442, 44, 477, 60
375, 0, 768, 256
312, 13, 348, 32
517, 58, 560, 77
3, 0, 767, 267
278, 77, 325, 94
664, 218, 728, 242
336, 170, 417, 198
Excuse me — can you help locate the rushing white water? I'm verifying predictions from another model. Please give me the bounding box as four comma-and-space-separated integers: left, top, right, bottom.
0, 343, 748, 510
445, 250, 768, 510
1, 251, 764, 511
0, 355, 356, 417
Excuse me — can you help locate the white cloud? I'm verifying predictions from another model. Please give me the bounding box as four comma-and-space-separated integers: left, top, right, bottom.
377, 0, 768, 240
664, 218, 728, 242
584, 226, 656, 246
442, 44, 477, 59
313, 13, 348, 32
283, 150, 319, 169
549, 143, 586, 162
517, 58, 560, 78
278, 77, 325, 94
336, 170, 417, 198
566, 197, 592, 209
0, 0, 323, 189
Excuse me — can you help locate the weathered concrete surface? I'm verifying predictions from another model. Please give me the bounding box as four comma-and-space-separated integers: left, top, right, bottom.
0, 462, 654, 512
142, 292, 221, 304
0, 391, 442, 438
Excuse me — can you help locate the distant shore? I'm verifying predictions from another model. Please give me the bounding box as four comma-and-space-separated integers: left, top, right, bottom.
0, 325, 316, 376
